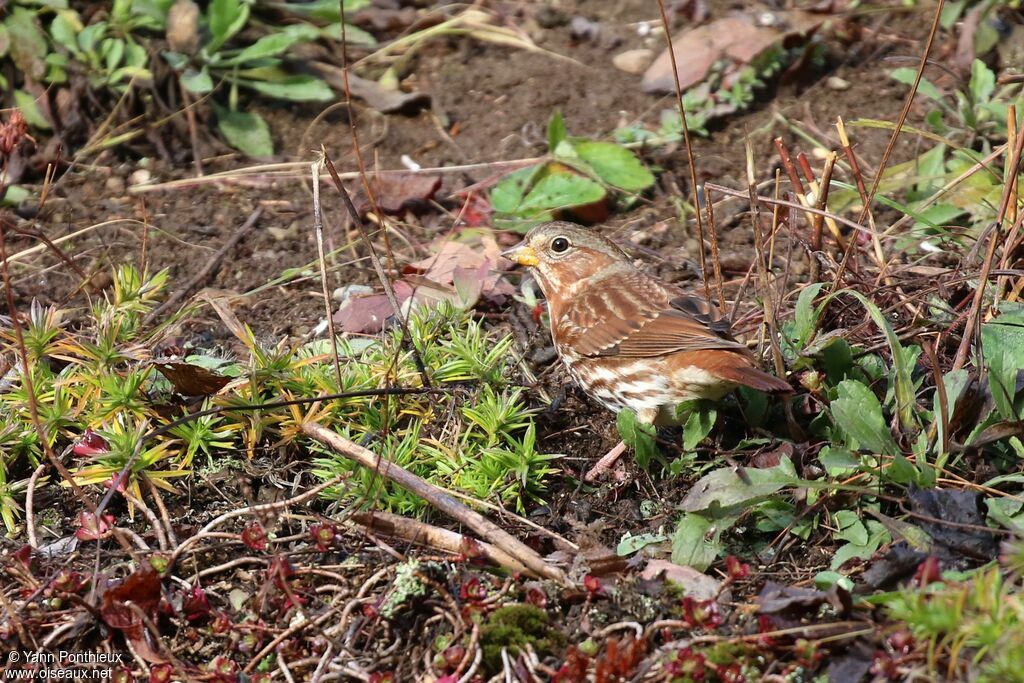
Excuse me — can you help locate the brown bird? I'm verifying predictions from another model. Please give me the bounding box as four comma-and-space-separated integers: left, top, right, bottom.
502, 222, 790, 426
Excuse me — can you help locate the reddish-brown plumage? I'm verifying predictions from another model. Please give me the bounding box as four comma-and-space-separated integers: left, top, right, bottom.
503, 222, 790, 424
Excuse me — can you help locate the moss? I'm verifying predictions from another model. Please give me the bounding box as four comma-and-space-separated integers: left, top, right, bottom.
479, 604, 565, 673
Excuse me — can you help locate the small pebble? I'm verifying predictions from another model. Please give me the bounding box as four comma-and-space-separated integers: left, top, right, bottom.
104, 176, 125, 196
612, 49, 654, 75
129, 169, 152, 186
826, 76, 851, 91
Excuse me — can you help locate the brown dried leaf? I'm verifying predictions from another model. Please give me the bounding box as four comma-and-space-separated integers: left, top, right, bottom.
153, 361, 231, 396
642, 11, 823, 94
639, 559, 721, 600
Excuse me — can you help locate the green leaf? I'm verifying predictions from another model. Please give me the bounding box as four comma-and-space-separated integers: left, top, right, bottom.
547, 111, 566, 152
831, 521, 889, 570
162, 50, 189, 70
5, 8, 48, 80
490, 165, 542, 214
793, 282, 825, 349
207, 0, 249, 52
0, 23, 9, 60
181, 66, 214, 93
13, 90, 50, 130
889, 68, 945, 103
222, 28, 311, 66
49, 10, 83, 55
616, 409, 657, 470
571, 140, 655, 192
519, 172, 605, 213
818, 446, 860, 478
679, 456, 796, 513
214, 104, 274, 158
682, 405, 716, 451
236, 75, 334, 101
671, 512, 735, 572
616, 531, 668, 556
969, 59, 995, 104
268, 0, 370, 23
823, 290, 919, 432
831, 380, 899, 455
981, 304, 1024, 420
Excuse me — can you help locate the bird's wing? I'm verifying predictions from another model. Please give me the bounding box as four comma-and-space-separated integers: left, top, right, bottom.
558, 271, 747, 358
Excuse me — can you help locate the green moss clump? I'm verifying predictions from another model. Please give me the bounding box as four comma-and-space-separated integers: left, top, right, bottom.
479, 604, 565, 673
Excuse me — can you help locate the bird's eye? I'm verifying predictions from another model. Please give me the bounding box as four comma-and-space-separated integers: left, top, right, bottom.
551, 237, 570, 253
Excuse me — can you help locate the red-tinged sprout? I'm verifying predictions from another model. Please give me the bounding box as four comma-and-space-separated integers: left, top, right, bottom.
362, 603, 379, 619
0, 110, 28, 156
12, 545, 32, 568
211, 611, 232, 634
183, 585, 211, 622
443, 645, 466, 670
241, 522, 268, 551
207, 655, 239, 683
583, 574, 602, 595
368, 673, 395, 683
149, 663, 174, 683
887, 630, 915, 655
914, 556, 942, 587
725, 555, 750, 581
460, 577, 486, 603
870, 652, 900, 680
51, 570, 85, 594
73, 430, 110, 457
666, 647, 706, 681
718, 663, 746, 683
75, 511, 115, 541
310, 522, 337, 551
524, 585, 547, 608
794, 639, 822, 667
110, 668, 135, 683
680, 597, 722, 629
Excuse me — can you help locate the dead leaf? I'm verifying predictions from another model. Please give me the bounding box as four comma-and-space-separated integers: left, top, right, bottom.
642, 11, 823, 94
310, 62, 431, 115
404, 232, 514, 300
101, 567, 165, 660
334, 280, 413, 334
639, 559, 721, 600
356, 172, 442, 215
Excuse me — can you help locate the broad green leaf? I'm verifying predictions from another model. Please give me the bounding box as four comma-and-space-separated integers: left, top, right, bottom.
834, 510, 868, 545
822, 290, 919, 432
490, 165, 541, 214
671, 512, 735, 572
181, 66, 214, 93
321, 22, 377, 47
49, 10, 83, 55
214, 105, 273, 158
547, 111, 566, 152
793, 282, 825, 349
830, 521, 889, 570
207, 0, 249, 52
236, 75, 334, 101
818, 445, 860, 478
981, 303, 1024, 420
969, 59, 995, 104
162, 50, 189, 70
267, 0, 370, 23
831, 380, 899, 455
889, 68, 945, 103
1, 185, 30, 206
0, 23, 8, 59
572, 140, 655, 192
519, 172, 605, 213
679, 456, 796, 513
6, 8, 48, 80
616, 531, 668, 556
13, 90, 50, 130
222, 26, 316, 65
682, 405, 716, 451
616, 409, 657, 470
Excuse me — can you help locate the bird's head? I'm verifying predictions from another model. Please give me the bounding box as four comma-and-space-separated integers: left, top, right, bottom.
501, 222, 629, 295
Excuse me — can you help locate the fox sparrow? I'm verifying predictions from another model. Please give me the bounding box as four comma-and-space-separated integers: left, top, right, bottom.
503, 222, 790, 425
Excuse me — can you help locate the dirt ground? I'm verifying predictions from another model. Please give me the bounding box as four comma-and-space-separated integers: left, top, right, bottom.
3, 0, 983, 678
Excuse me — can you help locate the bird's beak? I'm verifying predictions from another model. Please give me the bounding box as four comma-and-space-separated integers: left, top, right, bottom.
501, 243, 540, 267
